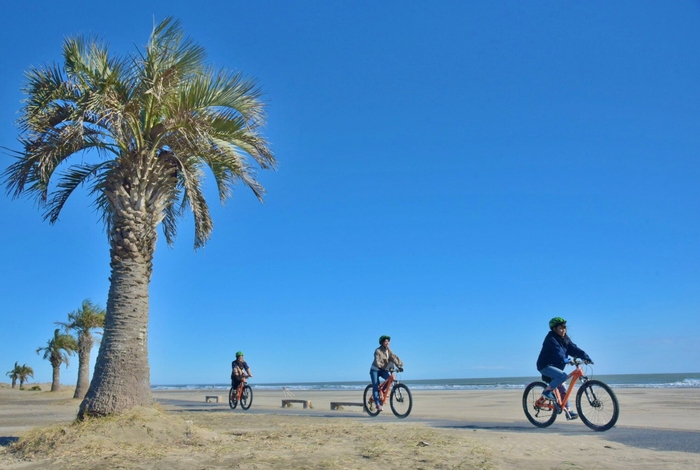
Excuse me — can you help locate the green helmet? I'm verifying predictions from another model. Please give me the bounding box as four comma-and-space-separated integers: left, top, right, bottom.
379, 335, 391, 344
235, 351, 244, 357
549, 317, 567, 329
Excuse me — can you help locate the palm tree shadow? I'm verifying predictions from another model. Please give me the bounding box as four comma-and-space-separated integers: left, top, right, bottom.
0, 437, 19, 446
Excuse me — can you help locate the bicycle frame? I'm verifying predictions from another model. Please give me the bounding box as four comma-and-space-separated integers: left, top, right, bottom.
235, 377, 248, 401
537, 364, 586, 411
375, 373, 395, 404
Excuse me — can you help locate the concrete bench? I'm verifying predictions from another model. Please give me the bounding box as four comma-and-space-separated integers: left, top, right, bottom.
330, 402, 364, 410
282, 399, 313, 409
205, 395, 221, 403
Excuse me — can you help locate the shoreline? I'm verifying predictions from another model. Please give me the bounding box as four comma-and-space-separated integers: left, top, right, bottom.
150, 371, 700, 390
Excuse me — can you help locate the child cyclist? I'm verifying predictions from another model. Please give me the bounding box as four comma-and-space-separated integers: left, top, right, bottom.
536, 317, 593, 420
231, 351, 253, 391
370, 335, 404, 412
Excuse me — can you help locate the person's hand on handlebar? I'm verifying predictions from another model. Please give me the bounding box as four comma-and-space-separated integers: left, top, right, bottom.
398, 367, 404, 372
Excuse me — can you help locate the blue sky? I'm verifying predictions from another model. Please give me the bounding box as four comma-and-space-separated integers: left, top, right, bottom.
1, 1, 698, 386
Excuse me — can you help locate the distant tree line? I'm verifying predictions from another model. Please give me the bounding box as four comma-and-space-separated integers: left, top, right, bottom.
6, 299, 105, 398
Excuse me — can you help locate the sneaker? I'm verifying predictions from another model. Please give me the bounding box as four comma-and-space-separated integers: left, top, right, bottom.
565, 410, 578, 420
541, 389, 555, 400
376, 404, 383, 412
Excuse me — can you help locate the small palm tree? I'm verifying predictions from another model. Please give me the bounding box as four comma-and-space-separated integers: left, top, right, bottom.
56, 299, 106, 399
6, 362, 20, 388
17, 364, 34, 389
37, 329, 78, 391
4, 17, 275, 418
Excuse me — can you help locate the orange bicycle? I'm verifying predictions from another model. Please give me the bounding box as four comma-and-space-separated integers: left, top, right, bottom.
229, 375, 253, 410
523, 359, 619, 431
363, 367, 413, 418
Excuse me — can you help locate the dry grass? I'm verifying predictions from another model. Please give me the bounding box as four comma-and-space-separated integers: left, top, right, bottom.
179, 413, 496, 469
3, 406, 222, 468
1, 408, 496, 469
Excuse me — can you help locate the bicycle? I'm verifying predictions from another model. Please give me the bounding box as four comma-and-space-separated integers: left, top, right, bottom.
229, 375, 253, 410
522, 359, 619, 431
363, 366, 413, 418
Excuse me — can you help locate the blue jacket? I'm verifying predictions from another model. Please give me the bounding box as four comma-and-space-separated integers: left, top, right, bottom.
536, 330, 590, 371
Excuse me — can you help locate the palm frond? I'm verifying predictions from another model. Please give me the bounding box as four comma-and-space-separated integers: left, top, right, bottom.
44, 161, 109, 223
6, 16, 275, 251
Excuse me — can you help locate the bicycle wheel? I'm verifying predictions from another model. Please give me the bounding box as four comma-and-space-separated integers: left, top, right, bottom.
390, 383, 413, 418
228, 386, 238, 410
363, 384, 380, 417
522, 381, 557, 428
576, 380, 619, 431
240, 385, 253, 410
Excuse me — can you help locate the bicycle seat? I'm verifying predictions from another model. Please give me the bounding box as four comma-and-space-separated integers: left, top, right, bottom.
541, 375, 552, 383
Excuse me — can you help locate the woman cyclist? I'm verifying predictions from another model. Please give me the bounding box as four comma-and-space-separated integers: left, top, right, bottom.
370, 335, 404, 412
536, 317, 592, 420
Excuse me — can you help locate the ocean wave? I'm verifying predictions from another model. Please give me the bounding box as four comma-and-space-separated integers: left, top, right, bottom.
611, 378, 700, 389
152, 376, 700, 391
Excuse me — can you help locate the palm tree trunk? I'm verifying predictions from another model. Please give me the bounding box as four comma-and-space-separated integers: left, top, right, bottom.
51, 364, 61, 392
79, 202, 157, 418
74, 334, 94, 399
11, 378, 16, 389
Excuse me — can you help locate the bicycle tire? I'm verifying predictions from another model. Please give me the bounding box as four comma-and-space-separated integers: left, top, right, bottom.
228, 386, 238, 410
363, 384, 380, 417
576, 380, 619, 431
522, 381, 557, 428
240, 384, 253, 410
390, 383, 413, 418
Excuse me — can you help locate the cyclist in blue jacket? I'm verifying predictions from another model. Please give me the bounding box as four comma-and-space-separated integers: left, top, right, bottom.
536, 317, 592, 420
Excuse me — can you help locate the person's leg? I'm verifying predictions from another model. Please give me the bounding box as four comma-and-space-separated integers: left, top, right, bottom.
555, 383, 579, 418
370, 369, 381, 405
556, 384, 569, 407
377, 370, 390, 405
538, 366, 568, 391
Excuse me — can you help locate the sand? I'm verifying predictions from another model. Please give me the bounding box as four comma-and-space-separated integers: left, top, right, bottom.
0, 383, 698, 469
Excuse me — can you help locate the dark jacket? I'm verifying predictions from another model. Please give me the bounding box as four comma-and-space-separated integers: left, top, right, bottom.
536, 330, 590, 371
231, 359, 250, 382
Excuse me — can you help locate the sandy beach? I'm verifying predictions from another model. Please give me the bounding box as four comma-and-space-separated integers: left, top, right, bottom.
1, 384, 699, 469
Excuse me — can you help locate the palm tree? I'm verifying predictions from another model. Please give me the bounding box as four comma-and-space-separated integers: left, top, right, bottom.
56, 299, 106, 399
37, 329, 78, 391
17, 364, 35, 389
6, 362, 20, 388
4, 18, 275, 417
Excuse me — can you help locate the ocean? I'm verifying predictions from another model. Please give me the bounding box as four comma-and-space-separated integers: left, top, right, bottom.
152, 372, 700, 392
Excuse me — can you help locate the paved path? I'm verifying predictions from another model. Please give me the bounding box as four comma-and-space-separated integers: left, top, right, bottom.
158, 397, 700, 454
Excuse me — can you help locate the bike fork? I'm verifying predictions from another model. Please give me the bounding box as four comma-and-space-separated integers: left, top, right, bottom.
583, 387, 599, 407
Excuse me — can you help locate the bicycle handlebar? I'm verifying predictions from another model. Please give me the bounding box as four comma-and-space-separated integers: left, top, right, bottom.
568, 358, 594, 366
